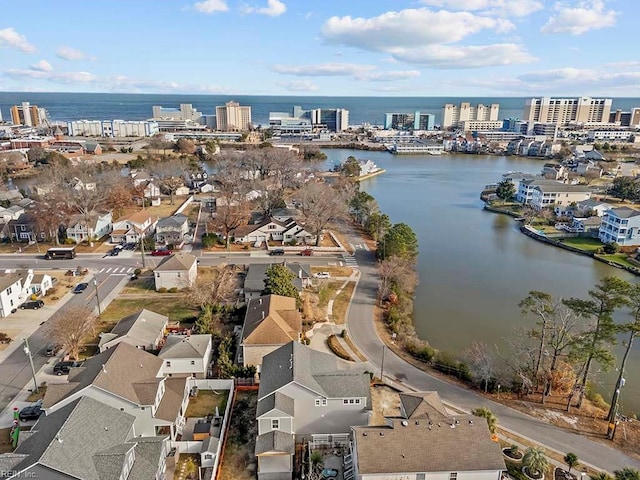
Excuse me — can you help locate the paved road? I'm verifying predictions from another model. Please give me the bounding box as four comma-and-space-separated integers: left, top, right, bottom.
341, 224, 640, 472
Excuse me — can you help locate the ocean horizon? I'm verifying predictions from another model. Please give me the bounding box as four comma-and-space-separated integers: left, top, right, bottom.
2, 91, 639, 128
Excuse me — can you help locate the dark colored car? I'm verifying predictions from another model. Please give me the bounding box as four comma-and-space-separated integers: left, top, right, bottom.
151, 249, 173, 256
72, 283, 88, 294
18, 403, 43, 422
109, 248, 120, 256
20, 300, 45, 310
300, 249, 313, 256
53, 361, 83, 375
269, 249, 285, 256
45, 343, 61, 356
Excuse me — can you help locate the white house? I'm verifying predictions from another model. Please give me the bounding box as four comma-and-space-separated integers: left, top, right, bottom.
110, 210, 158, 243
143, 181, 161, 199
28, 273, 53, 297
599, 207, 640, 246
576, 199, 612, 217
156, 214, 189, 245
154, 253, 198, 291
98, 309, 169, 352
0, 270, 33, 317
159, 334, 212, 378
530, 184, 591, 211
66, 211, 113, 243
175, 185, 191, 196
350, 392, 505, 480
232, 217, 315, 245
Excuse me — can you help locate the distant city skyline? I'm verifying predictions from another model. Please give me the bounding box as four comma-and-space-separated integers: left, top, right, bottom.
1, 1, 638, 96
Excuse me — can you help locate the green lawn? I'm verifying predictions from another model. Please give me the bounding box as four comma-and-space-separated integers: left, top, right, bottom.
597, 254, 639, 269
560, 237, 604, 252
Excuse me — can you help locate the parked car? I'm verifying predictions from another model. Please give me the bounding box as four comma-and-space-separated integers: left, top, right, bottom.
45, 343, 61, 356
72, 283, 88, 294
300, 249, 314, 256
53, 360, 83, 375
19, 300, 45, 310
269, 249, 285, 256
18, 403, 43, 422
151, 249, 173, 256
109, 248, 120, 256
314, 272, 331, 279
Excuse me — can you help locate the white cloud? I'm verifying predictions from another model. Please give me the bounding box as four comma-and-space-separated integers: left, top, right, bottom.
420, 0, 543, 17
541, 0, 617, 35
272, 62, 420, 82
320, 8, 529, 69
56, 46, 96, 61
30, 60, 53, 72
5, 68, 98, 84
278, 80, 318, 92
0, 28, 36, 54
193, 0, 228, 14
244, 0, 286, 16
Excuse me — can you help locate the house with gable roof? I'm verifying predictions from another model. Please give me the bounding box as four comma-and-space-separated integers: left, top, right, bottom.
349, 391, 505, 480
599, 207, 640, 246
254, 341, 371, 480
42, 342, 190, 440
232, 216, 315, 245
239, 294, 302, 372
110, 210, 158, 244
65, 211, 113, 243
0, 396, 170, 480
243, 262, 312, 302
155, 213, 189, 244
154, 253, 198, 291
98, 309, 168, 352
158, 334, 212, 378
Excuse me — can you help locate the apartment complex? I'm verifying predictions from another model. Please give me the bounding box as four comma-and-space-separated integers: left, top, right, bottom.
269, 105, 349, 133
524, 97, 612, 126
609, 108, 640, 128
384, 111, 435, 131
152, 103, 202, 121
215, 101, 252, 131
442, 102, 499, 129
10, 102, 48, 127
67, 119, 160, 137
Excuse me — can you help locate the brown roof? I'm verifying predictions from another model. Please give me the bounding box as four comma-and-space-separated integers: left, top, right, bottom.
241, 295, 301, 345
155, 253, 197, 272
400, 392, 449, 420
353, 392, 505, 475
155, 377, 187, 421
43, 343, 163, 408
125, 210, 157, 225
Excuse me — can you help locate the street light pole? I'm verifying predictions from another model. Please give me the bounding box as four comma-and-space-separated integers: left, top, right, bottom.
138, 227, 146, 269
23, 339, 38, 393
380, 345, 386, 381
93, 278, 102, 317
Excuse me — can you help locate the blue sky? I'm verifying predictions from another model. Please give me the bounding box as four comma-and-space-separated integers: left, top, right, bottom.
1, 0, 638, 96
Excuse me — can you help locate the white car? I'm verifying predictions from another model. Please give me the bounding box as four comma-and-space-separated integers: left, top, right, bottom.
315, 272, 331, 279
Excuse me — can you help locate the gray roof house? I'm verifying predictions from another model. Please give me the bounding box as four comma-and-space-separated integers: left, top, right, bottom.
98, 309, 169, 353
154, 253, 198, 291
42, 342, 190, 440
159, 334, 213, 379
244, 262, 311, 302
349, 391, 505, 480
155, 213, 189, 245
255, 341, 371, 480
0, 396, 169, 480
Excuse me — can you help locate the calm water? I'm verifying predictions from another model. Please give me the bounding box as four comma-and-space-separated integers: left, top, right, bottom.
323, 149, 639, 415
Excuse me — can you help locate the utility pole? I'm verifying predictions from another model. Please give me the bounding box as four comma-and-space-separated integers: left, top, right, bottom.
93, 278, 102, 317
380, 345, 386, 381
138, 227, 146, 269
23, 339, 38, 393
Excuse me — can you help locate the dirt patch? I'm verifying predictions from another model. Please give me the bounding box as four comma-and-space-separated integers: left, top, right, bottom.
370, 384, 401, 426
311, 266, 354, 277
219, 390, 258, 480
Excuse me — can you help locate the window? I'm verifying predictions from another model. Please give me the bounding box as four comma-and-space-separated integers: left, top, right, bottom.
190, 360, 195, 365
417, 474, 426, 480
343, 399, 349, 405
7, 287, 11, 295
166, 361, 171, 367
271, 419, 279, 430
322, 398, 327, 406
355, 399, 361, 405
315, 399, 321, 406
450, 473, 458, 480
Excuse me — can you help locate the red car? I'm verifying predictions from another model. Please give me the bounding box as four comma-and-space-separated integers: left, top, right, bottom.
151, 249, 173, 256
301, 249, 314, 256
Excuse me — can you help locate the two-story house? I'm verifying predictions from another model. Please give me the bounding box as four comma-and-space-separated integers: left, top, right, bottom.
243, 263, 312, 302
0, 396, 170, 480
98, 309, 169, 352
0, 270, 33, 317
599, 207, 640, 246
232, 217, 315, 245
43, 342, 190, 440
576, 199, 612, 217
110, 211, 158, 244
349, 392, 505, 480
155, 214, 189, 245
154, 253, 198, 291
238, 295, 302, 372
530, 184, 591, 212
158, 334, 212, 378
254, 341, 371, 480
65, 211, 113, 243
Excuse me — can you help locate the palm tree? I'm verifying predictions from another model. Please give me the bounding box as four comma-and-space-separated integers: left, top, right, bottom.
472, 407, 497, 435
523, 447, 549, 479
590, 473, 613, 480
564, 453, 579, 475
614, 468, 640, 480
309, 450, 324, 480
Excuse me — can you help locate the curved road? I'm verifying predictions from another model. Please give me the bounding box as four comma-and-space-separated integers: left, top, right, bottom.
343, 228, 640, 473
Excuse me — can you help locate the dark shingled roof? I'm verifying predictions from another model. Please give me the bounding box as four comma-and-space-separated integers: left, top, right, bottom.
255, 431, 294, 455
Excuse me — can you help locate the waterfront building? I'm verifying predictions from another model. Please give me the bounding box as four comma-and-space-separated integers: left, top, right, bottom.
458, 120, 504, 132
587, 130, 636, 142
67, 120, 159, 137
151, 103, 201, 121
442, 103, 499, 129
384, 112, 435, 131
609, 108, 640, 127
599, 208, 640, 246
530, 183, 591, 210
215, 101, 252, 131
530, 123, 558, 138
311, 107, 349, 132
523, 97, 612, 126
10, 102, 48, 127
269, 107, 313, 135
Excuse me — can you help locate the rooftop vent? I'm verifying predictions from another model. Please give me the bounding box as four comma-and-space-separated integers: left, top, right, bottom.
379, 432, 384, 436
415, 421, 420, 425
363, 432, 367, 436
438, 423, 441, 427
450, 423, 455, 429
469, 420, 474, 425
401, 421, 408, 427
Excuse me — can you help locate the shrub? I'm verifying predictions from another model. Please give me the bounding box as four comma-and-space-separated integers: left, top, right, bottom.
157, 287, 168, 293
30, 293, 38, 301
63, 238, 76, 245
432, 351, 472, 382
341, 329, 347, 338
134, 268, 142, 275
168, 287, 178, 293
603, 241, 620, 254
405, 337, 436, 362
327, 334, 353, 361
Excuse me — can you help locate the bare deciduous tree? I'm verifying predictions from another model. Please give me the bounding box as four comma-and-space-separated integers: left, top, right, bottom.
46, 305, 97, 360
185, 265, 237, 308
298, 181, 348, 246
464, 342, 496, 393
155, 159, 187, 205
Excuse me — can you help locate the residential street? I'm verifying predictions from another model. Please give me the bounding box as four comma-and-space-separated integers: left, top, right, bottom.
341, 222, 640, 473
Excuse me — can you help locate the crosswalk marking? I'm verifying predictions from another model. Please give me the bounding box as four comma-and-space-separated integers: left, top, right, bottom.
98, 267, 134, 274
342, 253, 358, 268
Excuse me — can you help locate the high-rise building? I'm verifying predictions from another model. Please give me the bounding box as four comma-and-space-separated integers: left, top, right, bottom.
215, 101, 252, 132
268, 105, 349, 133
609, 108, 640, 128
523, 97, 612, 126
384, 112, 435, 131
441, 103, 499, 129
310, 108, 349, 132
10, 102, 48, 127
151, 103, 202, 121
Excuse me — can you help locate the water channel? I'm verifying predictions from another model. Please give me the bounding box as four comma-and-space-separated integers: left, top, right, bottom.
322, 149, 639, 416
